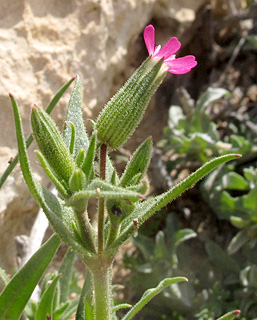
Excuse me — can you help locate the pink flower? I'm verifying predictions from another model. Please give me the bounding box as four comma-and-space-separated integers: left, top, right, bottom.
144, 25, 197, 75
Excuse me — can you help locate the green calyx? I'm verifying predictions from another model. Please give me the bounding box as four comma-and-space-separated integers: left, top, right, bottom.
96, 58, 165, 149
31, 105, 75, 184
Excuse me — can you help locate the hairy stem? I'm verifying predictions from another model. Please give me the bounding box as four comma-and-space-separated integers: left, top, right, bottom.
91, 259, 112, 320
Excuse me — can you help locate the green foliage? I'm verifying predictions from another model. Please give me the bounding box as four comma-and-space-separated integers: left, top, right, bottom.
123, 214, 197, 318
159, 87, 256, 164
131, 85, 257, 319
120, 136, 153, 187
0, 235, 60, 320
0, 77, 75, 189
121, 277, 188, 320
1, 60, 242, 319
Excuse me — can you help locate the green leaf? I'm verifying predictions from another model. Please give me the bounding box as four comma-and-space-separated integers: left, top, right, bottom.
222, 172, 249, 190
106, 156, 120, 185
216, 310, 241, 320
111, 154, 241, 250
120, 136, 153, 187
35, 274, 61, 320
0, 77, 75, 189
205, 240, 240, 274
173, 228, 197, 248
195, 87, 230, 112
0, 234, 61, 320
230, 216, 250, 229
59, 249, 76, 304
121, 277, 187, 320
10, 93, 92, 261
81, 130, 97, 182
227, 229, 249, 255
112, 303, 132, 313
34, 182, 92, 259
52, 301, 70, 319
60, 296, 80, 320
63, 75, 89, 157
66, 179, 143, 206
76, 272, 93, 320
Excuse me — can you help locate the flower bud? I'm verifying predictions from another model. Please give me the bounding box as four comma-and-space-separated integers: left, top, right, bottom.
69, 169, 87, 193
96, 58, 165, 149
31, 105, 75, 183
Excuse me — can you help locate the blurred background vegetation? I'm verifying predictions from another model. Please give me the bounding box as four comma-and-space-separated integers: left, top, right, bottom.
115, 0, 257, 319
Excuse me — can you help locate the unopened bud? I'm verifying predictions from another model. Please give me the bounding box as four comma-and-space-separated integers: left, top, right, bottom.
69, 169, 86, 193
31, 105, 75, 183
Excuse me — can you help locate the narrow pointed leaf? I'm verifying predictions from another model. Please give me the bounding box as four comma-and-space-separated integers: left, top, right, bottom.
33, 181, 92, 260
216, 310, 241, 320
0, 235, 61, 320
111, 154, 241, 250
122, 277, 187, 320
52, 301, 70, 319
0, 77, 74, 189
35, 274, 61, 320
81, 130, 97, 182
76, 148, 86, 168
106, 156, 120, 184
10, 94, 92, 261
113, 303, 132, 313
63, 75, 89, 157
195, 87, 230, 112
227, 229, 249, 255
120, 136, 153, 187
76, 272, 93, 320
60, 296, 80, 320
66, 179, 143, 206
59, 249, 76, 304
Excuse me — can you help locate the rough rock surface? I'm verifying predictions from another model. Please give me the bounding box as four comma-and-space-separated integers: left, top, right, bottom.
0, 0, 203, 271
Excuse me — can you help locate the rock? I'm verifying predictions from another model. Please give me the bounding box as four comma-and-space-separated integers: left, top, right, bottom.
0, 0, 203, 271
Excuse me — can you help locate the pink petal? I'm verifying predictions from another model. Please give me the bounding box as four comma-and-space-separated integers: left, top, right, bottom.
166, 55, 198, 74
155, 37, 181, 59
144, 25, 155, 56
